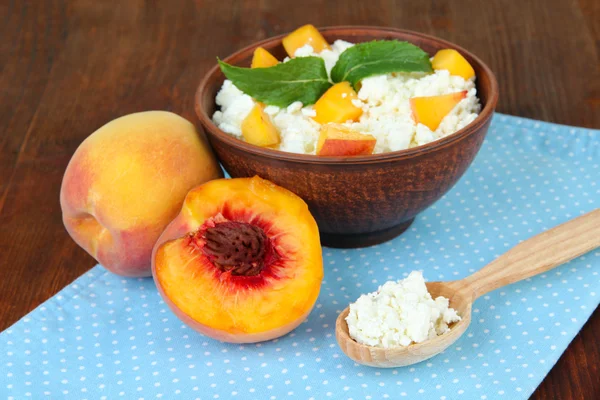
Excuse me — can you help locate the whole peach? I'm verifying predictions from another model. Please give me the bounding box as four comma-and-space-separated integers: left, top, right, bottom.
60, 111, 223, 277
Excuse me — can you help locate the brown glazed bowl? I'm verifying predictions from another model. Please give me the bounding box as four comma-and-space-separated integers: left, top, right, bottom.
195, 26, 498, 248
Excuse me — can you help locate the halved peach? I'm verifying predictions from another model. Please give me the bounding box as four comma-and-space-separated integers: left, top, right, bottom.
251, 47, 279, 68
316, 123, 376, 156
152, 177, 323, 343
313, 82, 363, 125
410, 91, 467, 131
282, 24, 330, 57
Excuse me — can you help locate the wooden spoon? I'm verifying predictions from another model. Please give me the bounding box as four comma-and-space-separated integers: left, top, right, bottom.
336, 208, 600, 368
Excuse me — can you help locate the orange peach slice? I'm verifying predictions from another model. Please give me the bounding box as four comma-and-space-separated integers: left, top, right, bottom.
313, 82, 363, 125
316, 123, 376, 156
410, 91, 467, 131
251, 47, 279, 68
282, 24, 331, 57
152, 176, 323, 343
60, 111, 223, 277
241, 103, 281, 147
432, 49, 475, 80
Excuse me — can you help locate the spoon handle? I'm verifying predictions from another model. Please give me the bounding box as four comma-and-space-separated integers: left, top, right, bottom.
458, 208, 600, 300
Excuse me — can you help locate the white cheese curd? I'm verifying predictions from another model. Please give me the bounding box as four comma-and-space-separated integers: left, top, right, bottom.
345, 271, 460, 348
212, 80, 254, 137
212, 40, 481, 154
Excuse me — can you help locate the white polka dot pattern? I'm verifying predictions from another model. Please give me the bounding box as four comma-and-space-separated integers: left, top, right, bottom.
1, 114, 599, 400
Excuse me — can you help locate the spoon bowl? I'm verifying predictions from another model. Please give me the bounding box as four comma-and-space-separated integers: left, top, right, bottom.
335, 282, 472, 367
336, 209, 600, 368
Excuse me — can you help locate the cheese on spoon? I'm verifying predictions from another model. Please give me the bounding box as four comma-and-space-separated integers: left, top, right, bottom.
346, 271, 460, 348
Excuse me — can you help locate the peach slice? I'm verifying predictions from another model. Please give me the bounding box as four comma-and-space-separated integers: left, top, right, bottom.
313, 82, 363, 125
432, 49, 475, 80
152, 177, 323, 343
251, 47, 279, 68
410, 91, 467, 131
316, 123, 376, 156
282, 24, 331, 57
241, 103, 281, 147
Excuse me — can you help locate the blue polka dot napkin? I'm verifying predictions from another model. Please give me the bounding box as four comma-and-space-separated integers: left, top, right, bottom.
1, 114, 599, 400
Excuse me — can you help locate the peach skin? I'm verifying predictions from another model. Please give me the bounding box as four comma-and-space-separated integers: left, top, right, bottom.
60, 111, 223, 277
152, 176, 324, 343
316, 123, 376, 156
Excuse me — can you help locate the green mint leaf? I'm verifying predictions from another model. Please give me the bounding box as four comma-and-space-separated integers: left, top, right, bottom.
218, 57, 331, 107
331, 40, 433, 88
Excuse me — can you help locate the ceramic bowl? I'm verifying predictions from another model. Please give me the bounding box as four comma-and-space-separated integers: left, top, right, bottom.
195, 26, 498, 248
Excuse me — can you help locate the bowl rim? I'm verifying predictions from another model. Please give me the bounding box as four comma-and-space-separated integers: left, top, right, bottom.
195, 25, 499, 165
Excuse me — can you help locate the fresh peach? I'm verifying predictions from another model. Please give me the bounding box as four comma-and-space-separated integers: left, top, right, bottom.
241, 103, 281, 147
313, 82, 363, 125
251, 47, 279, 68
152, 176, 323, 343
432, 49, 475, 80
282, 24, 330, 56
316, 123, 376, 156
410, 91, 467, 131
60, 111, 223, 277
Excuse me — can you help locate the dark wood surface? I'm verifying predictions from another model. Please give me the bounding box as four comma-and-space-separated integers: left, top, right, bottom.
0, 1, 598, 399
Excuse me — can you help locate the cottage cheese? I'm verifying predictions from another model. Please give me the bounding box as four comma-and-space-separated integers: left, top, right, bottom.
346, 271, 460, 348
213, 40, 480, 154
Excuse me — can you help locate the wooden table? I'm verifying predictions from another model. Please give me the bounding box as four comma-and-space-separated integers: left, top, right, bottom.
1, 1, 598, 398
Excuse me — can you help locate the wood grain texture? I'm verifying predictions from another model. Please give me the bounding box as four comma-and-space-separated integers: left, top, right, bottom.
0, 1, 598, 398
